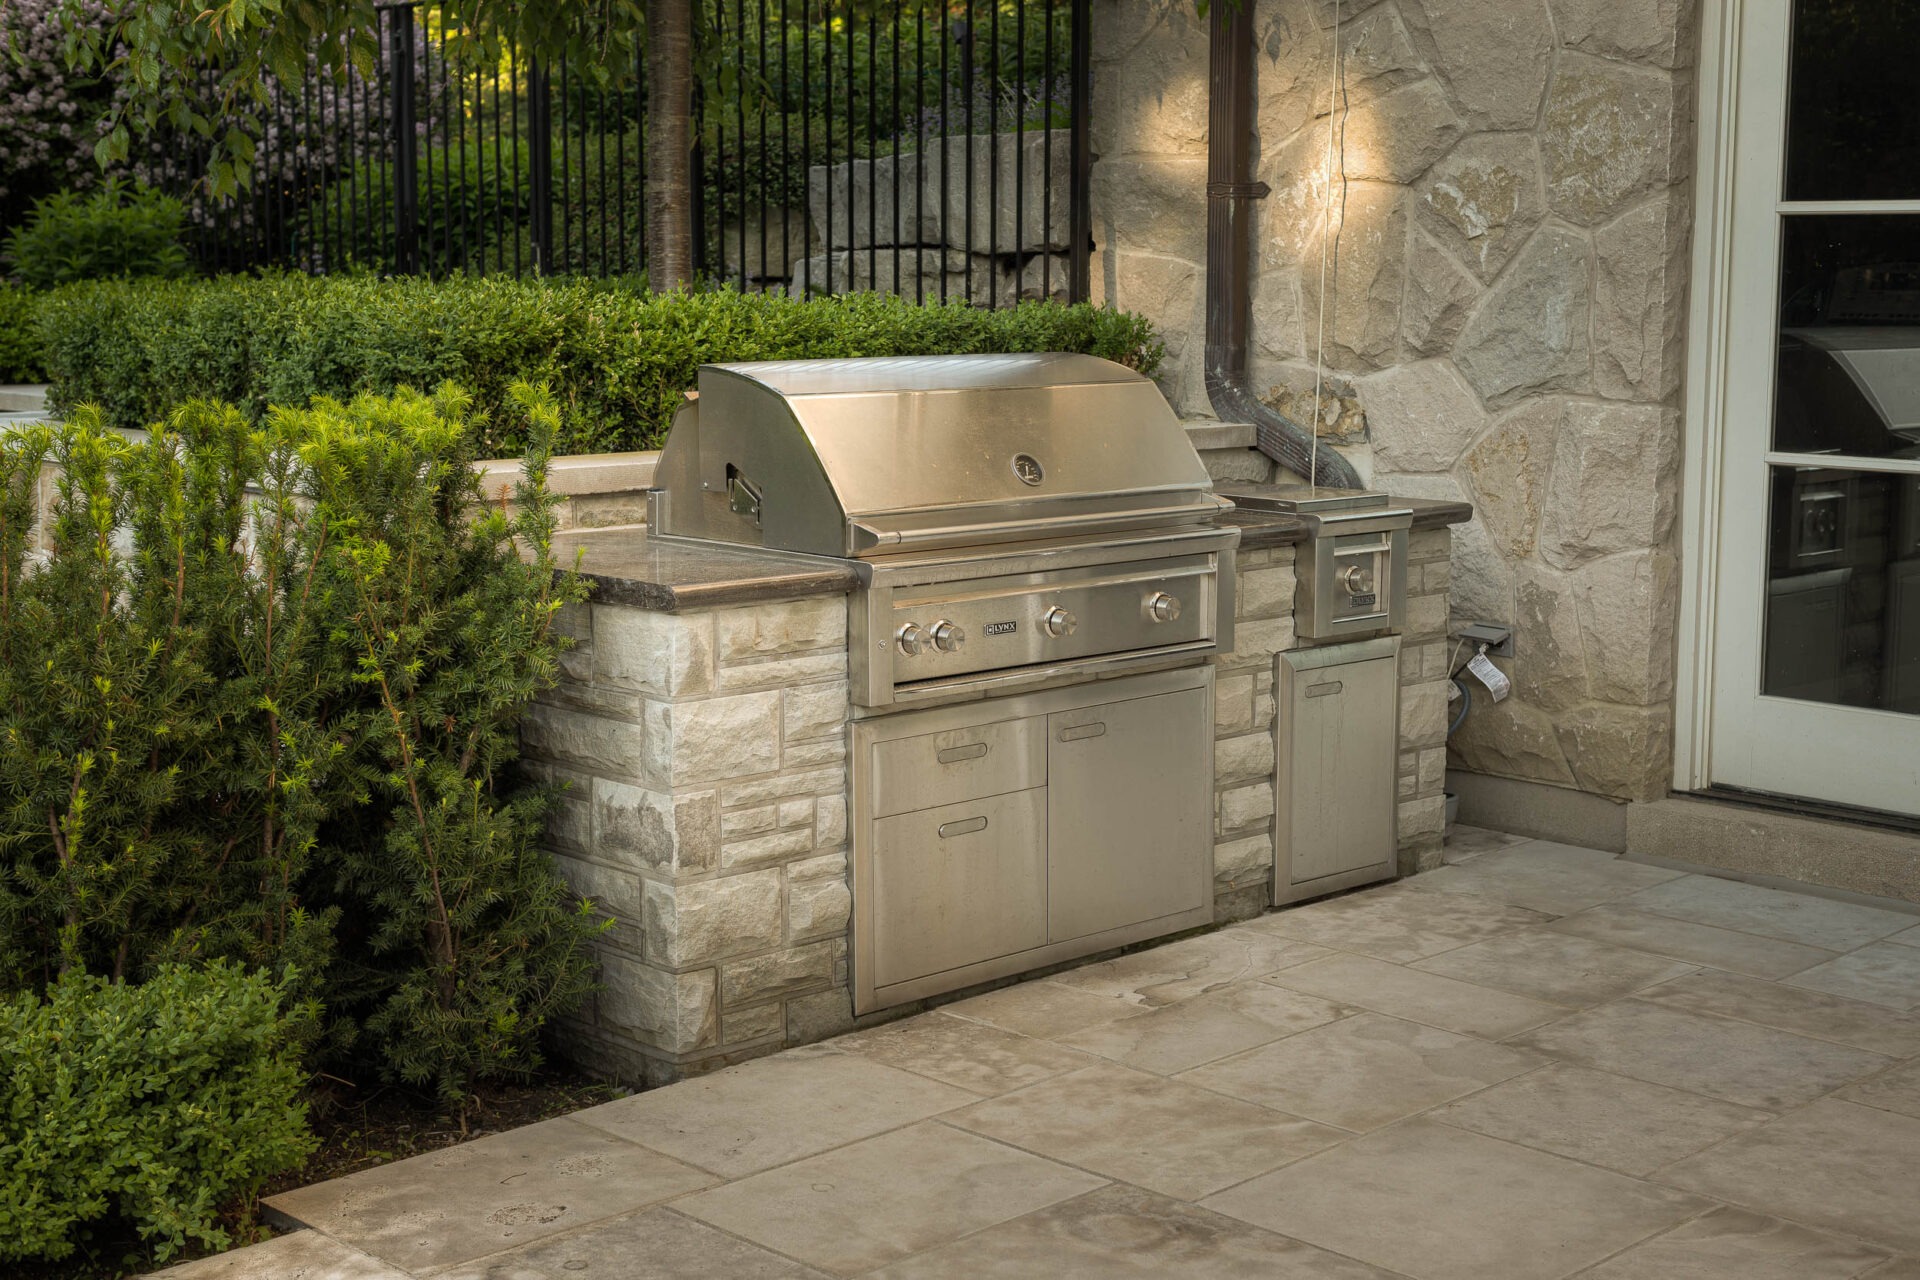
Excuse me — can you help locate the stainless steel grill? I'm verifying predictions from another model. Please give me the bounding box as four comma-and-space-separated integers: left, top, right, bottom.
648, 353, 1238, 1012
648, 352, 1240, 707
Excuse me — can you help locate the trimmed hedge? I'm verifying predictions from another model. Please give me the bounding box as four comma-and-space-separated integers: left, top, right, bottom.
38, 274, 1165, 455
0, 286, 40, 383
0, 963, 314, 1264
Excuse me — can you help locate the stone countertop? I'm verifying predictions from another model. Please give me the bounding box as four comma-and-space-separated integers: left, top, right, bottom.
1223, 493, 1474, 550
553, 491, 1472, 613
552, 527, 859, 613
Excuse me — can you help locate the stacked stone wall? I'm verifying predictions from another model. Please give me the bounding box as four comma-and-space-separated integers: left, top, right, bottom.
1094, 0, 1694, 802
522, 596, 853, 1086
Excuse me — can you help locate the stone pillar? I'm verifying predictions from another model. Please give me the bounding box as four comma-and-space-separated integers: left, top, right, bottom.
520, 593, 852, 1086
1212, 544, 1298, 922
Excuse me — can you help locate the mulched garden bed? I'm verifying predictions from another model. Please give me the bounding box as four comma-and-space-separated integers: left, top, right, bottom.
22, 1061, 630, 1280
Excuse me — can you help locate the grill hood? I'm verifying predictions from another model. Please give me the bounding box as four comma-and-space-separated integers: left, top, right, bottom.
647, 353, 1228, 559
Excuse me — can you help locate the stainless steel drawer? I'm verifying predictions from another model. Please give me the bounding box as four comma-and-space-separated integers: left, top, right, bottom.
869, 787, 1048, 988
868, 715, 1045, 818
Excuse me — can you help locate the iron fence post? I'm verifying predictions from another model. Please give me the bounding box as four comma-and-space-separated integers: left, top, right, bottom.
1068, 0, 1091, 304
528, 60, 555, 274
383, 2, 420, 275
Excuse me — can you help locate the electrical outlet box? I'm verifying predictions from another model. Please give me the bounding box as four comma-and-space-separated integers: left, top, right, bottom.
1455, 622, 1514, 658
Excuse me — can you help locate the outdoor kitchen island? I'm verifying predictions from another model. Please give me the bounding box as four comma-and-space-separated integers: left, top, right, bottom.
521, 492, 1467, 1087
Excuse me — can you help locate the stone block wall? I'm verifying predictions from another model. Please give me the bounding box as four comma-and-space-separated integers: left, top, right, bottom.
1093, 0, 1695, 804
520, 595, 853, 1086
1210, 529, 1453, 924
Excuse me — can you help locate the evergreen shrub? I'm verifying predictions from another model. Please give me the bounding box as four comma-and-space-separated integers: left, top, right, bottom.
36, 274, 1164, 455
0, 286, 40, 383
0, 385, 600, 1104
0, 963, 314, 1265
4, 181, 190, 289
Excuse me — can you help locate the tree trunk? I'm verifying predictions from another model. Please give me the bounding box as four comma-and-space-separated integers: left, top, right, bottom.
646, 0, 695, 290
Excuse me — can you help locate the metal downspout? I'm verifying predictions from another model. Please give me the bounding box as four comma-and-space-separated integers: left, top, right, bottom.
1204, 0, 1361, 489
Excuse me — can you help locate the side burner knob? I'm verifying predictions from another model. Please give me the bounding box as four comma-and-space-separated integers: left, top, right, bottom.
896, 622, 928, 656
930, 620, 966, 652
1042, 606, 1078, 638
1147, 591, 1182, 622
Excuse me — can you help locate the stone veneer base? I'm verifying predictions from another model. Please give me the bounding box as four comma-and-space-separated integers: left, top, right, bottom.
523, 528, 1456, 1085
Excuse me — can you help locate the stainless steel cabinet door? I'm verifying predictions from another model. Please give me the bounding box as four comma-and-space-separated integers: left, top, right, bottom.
869, 788, 1048, 988
1045, 686, 1212, 943
1275, 640, 1399, 900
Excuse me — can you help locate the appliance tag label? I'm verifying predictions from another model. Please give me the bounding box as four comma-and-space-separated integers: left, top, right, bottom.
1467, 652, 1512, 702
984, 620, 1018, 636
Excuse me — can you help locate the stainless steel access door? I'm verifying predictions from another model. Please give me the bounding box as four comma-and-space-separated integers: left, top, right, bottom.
1046, 686, 1213, 942
1273, 636, 1401, 905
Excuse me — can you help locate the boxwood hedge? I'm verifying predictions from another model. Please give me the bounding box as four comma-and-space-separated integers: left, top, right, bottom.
36, 274, 1164, 455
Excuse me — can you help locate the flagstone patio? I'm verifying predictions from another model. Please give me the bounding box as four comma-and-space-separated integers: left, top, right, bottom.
157, 827, 1920, 1279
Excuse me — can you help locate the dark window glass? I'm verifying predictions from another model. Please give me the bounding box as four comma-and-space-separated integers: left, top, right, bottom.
1775, 214, 1920, 459
1786, 0, 1920, 200
1763, 466, 1920, 711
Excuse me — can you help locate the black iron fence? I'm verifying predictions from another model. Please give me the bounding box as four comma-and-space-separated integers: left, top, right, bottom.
176, 0, 1092, 305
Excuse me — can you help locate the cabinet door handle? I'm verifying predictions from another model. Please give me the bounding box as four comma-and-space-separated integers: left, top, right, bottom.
1058, 721, 1107, 742
1306, 680, 1344, 699
937, 816, 989, 838
935, 742, 989, 764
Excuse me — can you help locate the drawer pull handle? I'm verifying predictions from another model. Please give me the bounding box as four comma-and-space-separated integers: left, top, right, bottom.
937, 816, 989, 838
1306, 680, 1344, 698
1058, 722, 1108, 742
935, 742, 989, 764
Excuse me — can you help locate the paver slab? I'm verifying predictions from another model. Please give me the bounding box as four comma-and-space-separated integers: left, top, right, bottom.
1633, 968, 1920, 1056
865, 1183, 1404, 1279
1785, 942, 1920, 1010
262, 1116, 714, 1273
1840, 1057, 1920, 1120
1201, 1119, 1709, 1280
1407, 842, 1682, 915
1177, 1011, 1541, 1132
1047, 930, 1329, 1007
1265, 951, 1566, 1039
837, 1010, 1097, 1095
1250, 886, 1553, 963
570, 1046, 974, 1178
673, 1120, 1104, 1275
149, 1230, 408, 1280
1620, 875, 1919, 952
1056, 980, 1350, 1074
1510, 999, 1891, 1110
429, 1205, 827, 1279
940, 979, 1141, 1039
1413, 928, 1695, 1006
950, 1061, 1345, 1200
1440, 825, 1532, 863
1549, 903, 1839, 979
1661, 1099, 1920, 1254
1430, 1062, 1774, 1175
1577, 1206, 1890, 1280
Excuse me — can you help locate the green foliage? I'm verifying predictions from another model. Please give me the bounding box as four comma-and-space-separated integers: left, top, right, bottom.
0, 386, 599, 1103
4, 181, 191, 289
38, 274, 1164, 455
0, 962, 315, 1264
298, 136, 535, 277
0, 287, 42, 383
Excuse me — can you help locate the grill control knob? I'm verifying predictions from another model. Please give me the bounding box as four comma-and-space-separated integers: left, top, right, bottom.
1147, 591, 1182, 623
1042, 606, 1078, 638
896, 622, 928, 656
1339, 563, 1376, 596
929, 620, 965, 652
